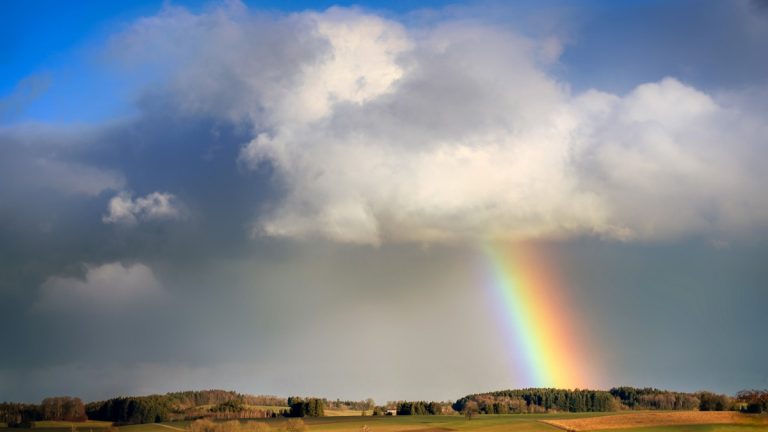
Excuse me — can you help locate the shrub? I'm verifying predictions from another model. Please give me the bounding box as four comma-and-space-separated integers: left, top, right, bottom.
285, 419, 306, 432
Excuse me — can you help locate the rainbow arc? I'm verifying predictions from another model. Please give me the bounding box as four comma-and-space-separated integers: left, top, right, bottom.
483, 243, 594, 389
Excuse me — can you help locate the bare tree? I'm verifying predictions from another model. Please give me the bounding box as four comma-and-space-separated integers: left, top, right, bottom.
462, 401, 479, 420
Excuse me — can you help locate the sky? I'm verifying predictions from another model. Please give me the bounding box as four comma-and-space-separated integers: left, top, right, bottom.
1, 0, 768, 403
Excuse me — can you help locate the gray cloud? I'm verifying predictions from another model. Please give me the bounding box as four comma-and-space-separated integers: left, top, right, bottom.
31, 158, 124, 197
3, 241, 767, 402
0, 126, 125, 199
36, 262, 165, 311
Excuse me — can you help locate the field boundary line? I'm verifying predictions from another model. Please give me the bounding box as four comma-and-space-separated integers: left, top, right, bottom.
538, 421, 572, 431
154, 424, 186, 431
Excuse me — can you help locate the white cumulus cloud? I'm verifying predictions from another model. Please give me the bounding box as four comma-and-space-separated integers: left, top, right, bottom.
109, 4, 768, 245
103, 191, 184, 226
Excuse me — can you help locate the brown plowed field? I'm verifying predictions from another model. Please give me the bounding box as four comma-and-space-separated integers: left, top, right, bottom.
540, 411, 766, 431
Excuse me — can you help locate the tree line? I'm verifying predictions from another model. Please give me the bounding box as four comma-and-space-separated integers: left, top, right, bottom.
0, 403, 41, 427
325, 399, 375, 412
286, 398, 325, 417
2, 394, 329, 425
737, 390, 768, 414
40, 397, 87, 422
86, 395, 172, 424
454, 389, 619, 414
85, 392, 287, 424
159, 391, 287, 411
0, 397, 87, 427
453, 387, 740, 414
609, 387, 701, 410
391, 401, 444, 416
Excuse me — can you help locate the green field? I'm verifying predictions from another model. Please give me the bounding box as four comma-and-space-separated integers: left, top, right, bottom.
2, 413, 765, 432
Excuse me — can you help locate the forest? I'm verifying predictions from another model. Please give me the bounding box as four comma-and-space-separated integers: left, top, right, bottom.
452, 387, 738, 414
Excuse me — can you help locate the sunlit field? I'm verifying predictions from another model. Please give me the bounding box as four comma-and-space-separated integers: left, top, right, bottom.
5, 412, 767, 432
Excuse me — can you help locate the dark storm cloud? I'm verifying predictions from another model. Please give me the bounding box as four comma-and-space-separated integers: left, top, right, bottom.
0, 93, 287, 386
0, 5, 328, 391
541, 239, 768, 392
3, 237, 767, 402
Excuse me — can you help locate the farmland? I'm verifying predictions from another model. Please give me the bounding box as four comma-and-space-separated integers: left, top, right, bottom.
3, 412, 766, 432
541, 411, 768, 430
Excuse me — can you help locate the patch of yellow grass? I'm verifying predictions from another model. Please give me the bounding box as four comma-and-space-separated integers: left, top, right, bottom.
245, 406, 288, 412
33, 421, 114, 428
323, 410, 368, 417
540, 411, 766, 431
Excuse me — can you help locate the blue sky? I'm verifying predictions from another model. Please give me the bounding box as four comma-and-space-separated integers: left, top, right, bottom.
2, 0, 768, 402
2, 1, 462, 123
9, 0, 767, 124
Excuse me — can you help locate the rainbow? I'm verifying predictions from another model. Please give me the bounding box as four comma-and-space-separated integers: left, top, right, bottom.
482, 243, 594, 389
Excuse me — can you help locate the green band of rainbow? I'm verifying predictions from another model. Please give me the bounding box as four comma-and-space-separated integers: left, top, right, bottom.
483, 243, 592, 389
